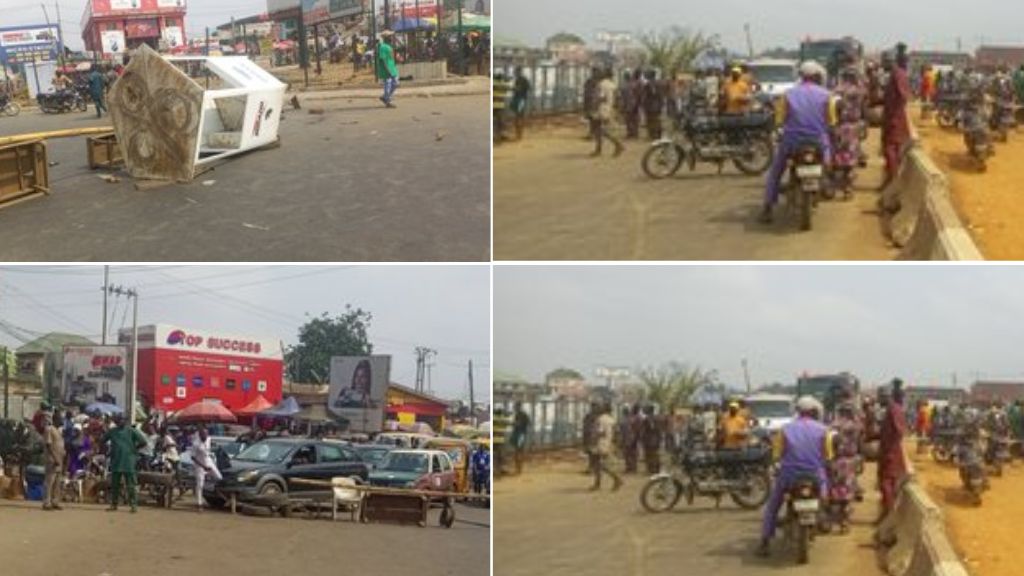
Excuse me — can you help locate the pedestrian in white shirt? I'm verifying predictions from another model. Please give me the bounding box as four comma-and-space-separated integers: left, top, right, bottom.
191, 425, 222, 511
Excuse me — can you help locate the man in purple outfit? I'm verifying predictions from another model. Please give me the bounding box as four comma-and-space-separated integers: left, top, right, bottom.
760, 61, 837, 224
757, 396, 832, 557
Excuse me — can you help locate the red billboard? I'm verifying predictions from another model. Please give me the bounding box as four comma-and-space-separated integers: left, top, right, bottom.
89, 0, 187, 16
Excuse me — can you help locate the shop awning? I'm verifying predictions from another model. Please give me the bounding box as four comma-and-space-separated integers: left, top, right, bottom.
235, 395, 274, 417
172, 401, 238, 424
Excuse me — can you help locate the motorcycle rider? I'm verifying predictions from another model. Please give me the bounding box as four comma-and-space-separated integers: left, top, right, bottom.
721, 66, 753, 115
760, 61, 837, 224
757, 396, 832, 557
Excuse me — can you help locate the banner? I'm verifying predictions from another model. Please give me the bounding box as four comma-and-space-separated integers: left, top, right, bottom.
111, 0, 141, 9
125, 19, 160, 39
0, 25, 61, 66
101, 30, 126, 54
328, 355, 390, 432
63, 346, 129, 407
303, 0, 365, 24
157, 0, 185, 7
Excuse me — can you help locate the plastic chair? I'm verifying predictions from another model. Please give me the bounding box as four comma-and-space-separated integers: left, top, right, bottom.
332, 477, 363, 522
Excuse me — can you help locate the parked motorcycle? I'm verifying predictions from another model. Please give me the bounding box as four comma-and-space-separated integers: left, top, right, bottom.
983, 433, 1013, 477
37, 89, 87, 114
989, 100, 1017, 143
962, 105, 993, 172
642, 108, 774, 179
640, 440, 771, 513
782, 474, 821, 565
957, 435, 987, 506
0, 92, 20, 117
784, 141, 827, 231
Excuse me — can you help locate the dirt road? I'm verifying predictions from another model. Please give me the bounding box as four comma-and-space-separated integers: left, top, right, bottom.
916, 119, 1024, 260
494, 122, 896, 261
495, 452, 884, 576
911, 446, 1024, 576
0, 499, 488, 576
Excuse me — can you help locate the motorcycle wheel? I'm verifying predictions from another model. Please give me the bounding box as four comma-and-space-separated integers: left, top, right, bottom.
3, 102, 19, 117
640, 476, 683, 513
76, 98, 88, 112
641, 143, 685, 180
800, 184, 813, 231
937, 112, 954, 129
796, 524, 810, 565
732, 137, 773, 175
993, 462, 1003, 477
729, 470, 771, 509
931, 446, 951, 464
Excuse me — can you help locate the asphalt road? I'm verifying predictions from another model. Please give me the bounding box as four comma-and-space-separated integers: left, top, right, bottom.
0, 96, 489, 262
494, 122, 897, 261
495, 453, 884, 576
0, 499, 489, 576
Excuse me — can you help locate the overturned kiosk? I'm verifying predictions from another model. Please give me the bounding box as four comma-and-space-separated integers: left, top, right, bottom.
109, 45, 286, 182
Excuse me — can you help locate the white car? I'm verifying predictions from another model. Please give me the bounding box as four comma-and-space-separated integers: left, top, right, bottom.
744, 393, 795, 434
745, 59, 798, 100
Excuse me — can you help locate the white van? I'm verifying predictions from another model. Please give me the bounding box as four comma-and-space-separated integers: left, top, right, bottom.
744, 393, 795, 433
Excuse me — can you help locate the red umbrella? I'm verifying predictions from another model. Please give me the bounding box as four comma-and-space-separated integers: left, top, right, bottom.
172, 401, 238, 424
235, 395, 274, 417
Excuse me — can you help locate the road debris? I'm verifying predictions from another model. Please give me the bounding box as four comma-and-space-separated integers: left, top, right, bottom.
242, 222, 271, 231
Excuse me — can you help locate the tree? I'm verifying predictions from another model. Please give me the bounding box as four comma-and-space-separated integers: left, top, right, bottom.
545, 367, 584, 382
287, 306, 374, 384
546, 32, 586, 47
637, 26, 719, 75
638, 362, 720, 413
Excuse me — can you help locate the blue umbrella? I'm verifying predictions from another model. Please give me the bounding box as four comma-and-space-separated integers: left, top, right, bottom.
85, 402, 123, 416
391, 17, 435, 32
259, 396, 301, 417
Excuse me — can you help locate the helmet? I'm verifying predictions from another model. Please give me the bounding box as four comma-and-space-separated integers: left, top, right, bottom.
796, 395, 823, 418
799, 61, 827, 82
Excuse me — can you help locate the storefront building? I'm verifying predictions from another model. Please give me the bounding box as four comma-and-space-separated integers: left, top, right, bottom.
81, 0, 188, 58
119, 324, 284, 413
385, 382, 450, 431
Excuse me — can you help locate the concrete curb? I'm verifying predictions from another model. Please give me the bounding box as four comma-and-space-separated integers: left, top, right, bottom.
296, 89, 490, 102
881, 111, 984, 261
876, 448, 971, 576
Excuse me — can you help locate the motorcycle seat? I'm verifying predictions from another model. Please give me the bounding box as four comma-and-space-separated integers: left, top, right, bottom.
689, 112, 772, 132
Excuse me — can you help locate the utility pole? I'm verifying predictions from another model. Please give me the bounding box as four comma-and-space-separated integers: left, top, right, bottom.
744, 23, 754, 59
54, 2, 66, 67
101, 265, 109, 345
414, 346, 436, 392
468, 359, 475, 425
41, 3, 63, 68
109, 285, 138, 424
2, 345, 9, 419
742, 358, 751, 394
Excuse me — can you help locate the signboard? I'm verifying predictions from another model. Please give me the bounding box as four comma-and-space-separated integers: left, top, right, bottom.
267, 0, 301, 14
303, 0, 365, 24
101, 30, 126, 55
126, 19, 160, 39
90, 0, 187, 16
162, 26, 184, 48
0, 25, 61, 66
123, 324, 283, 360
328, 356, 390, 432
62, 346, 130, 407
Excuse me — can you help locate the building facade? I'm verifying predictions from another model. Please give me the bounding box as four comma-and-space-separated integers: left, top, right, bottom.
119, 324, 284, 413
81, 0, 188, 58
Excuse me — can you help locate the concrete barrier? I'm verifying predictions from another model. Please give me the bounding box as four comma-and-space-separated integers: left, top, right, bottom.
876, 446, 970, 576
881, 113, 984, 260
397, 60, 447, 82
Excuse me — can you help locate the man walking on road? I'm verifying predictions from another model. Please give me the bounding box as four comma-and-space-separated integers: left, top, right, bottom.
591, 403, 623, 491
102, 414, 147, 513
591, 69, 624, 158
510, 67, 531, 141
510, 402, 531, 475
881, 44, 911, 189
89, 66, 108, 119
582, 402, 599, 475
42, 412, 66, 511
192, 425, 223, 511
878, 379, 908, 519
377, 32, 399, 108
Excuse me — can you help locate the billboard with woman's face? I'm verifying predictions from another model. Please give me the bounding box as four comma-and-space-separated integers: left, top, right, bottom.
328, 355, 390, 432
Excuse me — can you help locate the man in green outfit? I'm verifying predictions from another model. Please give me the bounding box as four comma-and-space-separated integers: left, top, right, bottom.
377, 31, 399, 108
102, 413, 147, 513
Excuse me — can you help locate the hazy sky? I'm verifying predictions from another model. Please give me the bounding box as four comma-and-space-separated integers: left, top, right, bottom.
494, 266, 1024, 390
0, 265, 490, 402
497, 0, 1024, 54
0, 0, 267, 51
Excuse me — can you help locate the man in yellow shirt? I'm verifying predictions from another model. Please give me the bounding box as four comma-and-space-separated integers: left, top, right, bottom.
721, 67, 752, 115
720, 401, 750, 449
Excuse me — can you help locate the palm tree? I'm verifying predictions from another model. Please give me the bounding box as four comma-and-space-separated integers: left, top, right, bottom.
637, 26, 720, 76
638, 362, 720, 413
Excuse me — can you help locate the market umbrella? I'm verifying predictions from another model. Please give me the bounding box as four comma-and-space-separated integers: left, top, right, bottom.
235, 395, 274, 417
391, 17, 435, 32
259, 396, 301, 418
172, 401, 238, 424
448, 11, 490, 32
85, 402, 122, 416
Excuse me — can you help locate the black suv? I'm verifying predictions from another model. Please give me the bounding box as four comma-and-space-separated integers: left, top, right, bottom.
210, 438, 369, 503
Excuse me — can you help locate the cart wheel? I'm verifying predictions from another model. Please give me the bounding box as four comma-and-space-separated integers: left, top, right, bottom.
440, 504, 456, 528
